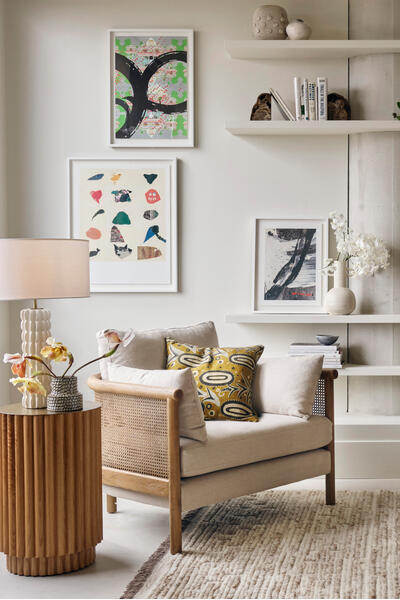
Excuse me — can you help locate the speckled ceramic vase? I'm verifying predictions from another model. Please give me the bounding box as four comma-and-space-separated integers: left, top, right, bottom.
47, 376, 83, 412
325, 260, 356, 315
252, 5, 289, 40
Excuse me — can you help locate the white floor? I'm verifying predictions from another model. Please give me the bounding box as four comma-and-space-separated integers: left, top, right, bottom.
1, 480, 400, 600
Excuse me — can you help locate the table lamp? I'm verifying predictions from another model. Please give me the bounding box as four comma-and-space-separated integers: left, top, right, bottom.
0, 239, 90, 408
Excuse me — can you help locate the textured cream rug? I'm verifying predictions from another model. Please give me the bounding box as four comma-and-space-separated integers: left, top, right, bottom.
122, 490, 400, 599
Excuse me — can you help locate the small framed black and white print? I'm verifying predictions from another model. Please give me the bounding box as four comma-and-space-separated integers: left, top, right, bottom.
253, 218, 328, 313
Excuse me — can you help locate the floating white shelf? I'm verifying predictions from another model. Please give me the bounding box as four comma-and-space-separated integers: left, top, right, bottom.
225, 120, 400, 136
225, 39, 400, 60
339, 364, 400, 377
226, 313, 400, 324
336, 414, 400, 426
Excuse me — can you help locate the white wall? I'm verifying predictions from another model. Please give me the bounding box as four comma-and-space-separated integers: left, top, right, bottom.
0, 0, 10, 405
4, 0, 349, 406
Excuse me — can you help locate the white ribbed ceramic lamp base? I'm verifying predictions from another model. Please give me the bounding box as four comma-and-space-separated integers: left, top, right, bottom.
20, 308, 51, 409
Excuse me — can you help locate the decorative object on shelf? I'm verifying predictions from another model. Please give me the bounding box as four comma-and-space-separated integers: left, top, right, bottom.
252, 5, 289, 40
0, 239, 89, 408
3, 329, 132, 411
253, 218, 328, 313
316, 334, 339, 346
286, 19, 312, 40
392, 101, 400, 119
324, 212, 390, 315
328, 93, 351, 120
250, 93, 271, 120
69, 157, 177, 292
324, 260, 356, 315
109, 29, 193, 147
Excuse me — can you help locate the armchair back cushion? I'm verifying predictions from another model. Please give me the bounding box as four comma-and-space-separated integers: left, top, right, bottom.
97, 321, 219, 380
254, 355, 323, 420
107, 363, 207, 442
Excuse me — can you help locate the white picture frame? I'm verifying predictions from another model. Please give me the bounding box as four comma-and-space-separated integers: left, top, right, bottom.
108, 29, 194, 147
252, 218, 328, 313
68, 157, 177, 293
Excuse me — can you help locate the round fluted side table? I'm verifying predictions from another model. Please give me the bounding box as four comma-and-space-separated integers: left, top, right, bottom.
0, 401, 102, 576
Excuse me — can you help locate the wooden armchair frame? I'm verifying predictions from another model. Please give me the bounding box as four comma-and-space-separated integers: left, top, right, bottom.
88, 369, 337, 555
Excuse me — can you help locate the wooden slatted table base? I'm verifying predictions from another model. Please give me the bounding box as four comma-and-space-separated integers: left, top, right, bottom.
7, 547, 96, 576
0, 402, 102, 576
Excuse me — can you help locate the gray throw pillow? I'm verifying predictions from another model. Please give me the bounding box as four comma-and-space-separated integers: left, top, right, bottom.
97, 321, 219, 380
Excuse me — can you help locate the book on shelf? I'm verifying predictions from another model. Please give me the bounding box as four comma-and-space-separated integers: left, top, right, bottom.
308, 82, 316, 120
269, 88, 295, 121
289, 343, 339, 352
301, 78, 309, 120
293, 77, 301, 120
317, 77, 328, 120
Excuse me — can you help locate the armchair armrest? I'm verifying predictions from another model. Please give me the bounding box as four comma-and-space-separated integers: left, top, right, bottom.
88, 373, 183, 553
87, 373, 181, 484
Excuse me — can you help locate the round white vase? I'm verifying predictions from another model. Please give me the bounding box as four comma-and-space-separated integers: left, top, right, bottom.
325, 260, 356, 315
252, 5, 289, 40
286, 19, 312, 40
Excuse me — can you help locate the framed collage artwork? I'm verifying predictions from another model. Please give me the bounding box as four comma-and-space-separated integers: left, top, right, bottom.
253, 218, 328, 313
69, 158, 177, 293
108, 29, 194, 147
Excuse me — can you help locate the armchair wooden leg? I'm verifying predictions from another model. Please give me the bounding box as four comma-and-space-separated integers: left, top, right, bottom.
107, 494, 117, 513
169, 499, 182, 555
325, 471, 335, 505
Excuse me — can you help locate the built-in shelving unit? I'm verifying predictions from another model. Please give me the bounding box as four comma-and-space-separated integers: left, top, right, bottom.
225, 39, 400, 60
226, 120, 400, 136
226, 313, 400, 324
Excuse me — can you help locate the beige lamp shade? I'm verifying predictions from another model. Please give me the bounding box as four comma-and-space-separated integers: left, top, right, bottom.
0, 238, 90, 300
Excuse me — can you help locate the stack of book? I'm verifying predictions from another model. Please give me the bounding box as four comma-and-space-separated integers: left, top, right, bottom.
293, 77, 327, 121
288, 342, 343, 369
269, 77, 328, 122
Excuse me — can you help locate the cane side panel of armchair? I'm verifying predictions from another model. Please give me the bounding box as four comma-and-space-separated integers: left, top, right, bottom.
87, 369, 337, 554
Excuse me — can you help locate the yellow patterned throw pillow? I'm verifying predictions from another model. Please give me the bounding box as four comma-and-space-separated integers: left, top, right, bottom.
166, 339, 264, 422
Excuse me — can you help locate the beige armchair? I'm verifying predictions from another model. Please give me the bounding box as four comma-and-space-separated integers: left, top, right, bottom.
88, 369, 337, 555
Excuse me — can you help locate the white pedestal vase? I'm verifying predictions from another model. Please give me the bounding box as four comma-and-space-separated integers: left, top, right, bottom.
325, 260, 356, 315
20, 308, 51, 408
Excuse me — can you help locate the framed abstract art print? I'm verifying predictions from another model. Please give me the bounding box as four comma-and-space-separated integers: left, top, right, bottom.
109, 29, 194, 147
69, 158, 177, 292
253, 218, 328, 313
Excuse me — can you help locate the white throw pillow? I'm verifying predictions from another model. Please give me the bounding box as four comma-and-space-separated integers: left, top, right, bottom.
253, 355, 323, 420
107, 363, 207, 442
97, 321, 219, 380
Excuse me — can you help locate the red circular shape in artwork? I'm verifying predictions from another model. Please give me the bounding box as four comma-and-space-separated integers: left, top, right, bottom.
145, 189, 160, 204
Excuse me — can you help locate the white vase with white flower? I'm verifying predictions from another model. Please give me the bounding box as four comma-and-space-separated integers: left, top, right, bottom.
324, 212, 390, 315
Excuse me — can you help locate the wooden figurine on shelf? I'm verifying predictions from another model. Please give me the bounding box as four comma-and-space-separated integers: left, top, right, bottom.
328, 93, 351, 120
250, 92, 271, 120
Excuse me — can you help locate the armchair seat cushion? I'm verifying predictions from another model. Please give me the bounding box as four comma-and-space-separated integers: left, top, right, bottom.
180, 413, 332, 477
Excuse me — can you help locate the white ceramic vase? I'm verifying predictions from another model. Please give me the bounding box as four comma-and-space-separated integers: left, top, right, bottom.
286, 19, 312, 40
252, 5, 289, 40
325, 260, 356, 315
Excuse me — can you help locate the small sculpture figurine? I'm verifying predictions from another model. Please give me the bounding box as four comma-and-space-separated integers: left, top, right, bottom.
328, 93, 351, 120
392, 101, 400, 120
250, 93, 272, 120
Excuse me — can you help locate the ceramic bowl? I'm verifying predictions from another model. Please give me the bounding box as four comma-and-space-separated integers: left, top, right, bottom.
316, 334, 339, 346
